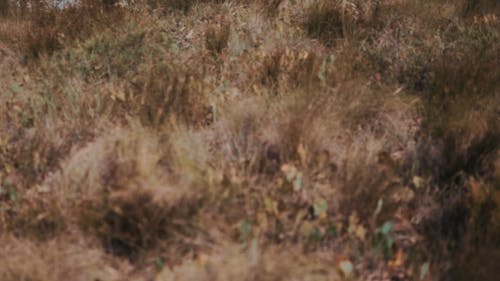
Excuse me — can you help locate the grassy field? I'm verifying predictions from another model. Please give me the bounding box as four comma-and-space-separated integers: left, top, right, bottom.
0, 0, 499, 280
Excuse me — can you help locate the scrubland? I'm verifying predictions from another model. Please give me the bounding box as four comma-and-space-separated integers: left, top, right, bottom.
0, 0, 499, 280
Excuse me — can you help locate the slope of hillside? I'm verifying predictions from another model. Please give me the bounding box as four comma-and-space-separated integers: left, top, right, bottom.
0, 1, 499, 280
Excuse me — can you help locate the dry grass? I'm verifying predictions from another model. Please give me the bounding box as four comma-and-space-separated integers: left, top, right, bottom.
0, 0, 499, 280
0, 235, 130, 281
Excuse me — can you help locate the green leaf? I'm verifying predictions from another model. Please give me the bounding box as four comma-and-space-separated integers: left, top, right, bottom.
155, 257, 165, 270
318, 70, 325, 81
293, 172, 303, 191
420, 262, 429, 280
379, 221, 394, 235
326, 54, 335, 64
309, 227, 324, 241
338, 260, 353, 277
240, 220, 252, 241
326, 224, 337, 237
373, 221, 396, 260
169, 43, 179, 52
10, 83, 23, 94
313, 201, 328, 217
8, 187, 18, 202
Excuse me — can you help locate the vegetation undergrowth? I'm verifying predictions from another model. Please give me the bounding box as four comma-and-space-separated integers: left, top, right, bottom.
0, 0, 498, 280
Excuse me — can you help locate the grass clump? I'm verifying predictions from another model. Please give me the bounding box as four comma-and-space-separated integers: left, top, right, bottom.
304, 1, 346, 45
83, 189, 201, 260
0, 236, 127, 281
137, 64, 210, 127
205, 21, 231, 55
303, 0, 381, 45
5, 0, 126, 60
461, 0, 500, 17
151, 0, 225, 12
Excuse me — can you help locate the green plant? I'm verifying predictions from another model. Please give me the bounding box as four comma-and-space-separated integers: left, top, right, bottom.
374, 220, 395, 259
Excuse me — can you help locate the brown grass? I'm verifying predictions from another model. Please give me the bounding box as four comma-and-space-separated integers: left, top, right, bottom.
0, 0, 498, 280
